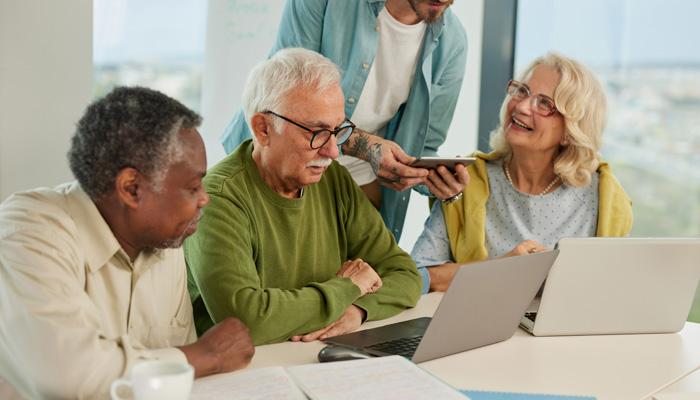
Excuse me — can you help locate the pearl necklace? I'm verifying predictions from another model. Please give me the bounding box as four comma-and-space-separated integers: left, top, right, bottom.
504, 162, 560, 196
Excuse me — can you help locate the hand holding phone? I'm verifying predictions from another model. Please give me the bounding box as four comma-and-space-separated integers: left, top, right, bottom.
408, 157, 476, 173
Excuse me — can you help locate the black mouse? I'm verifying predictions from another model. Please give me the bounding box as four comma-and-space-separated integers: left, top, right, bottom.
317, 345, 372, 362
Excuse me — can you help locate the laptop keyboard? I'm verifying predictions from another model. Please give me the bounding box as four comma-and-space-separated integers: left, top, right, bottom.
366, 335, 423, 357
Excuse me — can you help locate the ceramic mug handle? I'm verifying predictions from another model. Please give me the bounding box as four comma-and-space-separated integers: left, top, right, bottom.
109, 378, 132, 400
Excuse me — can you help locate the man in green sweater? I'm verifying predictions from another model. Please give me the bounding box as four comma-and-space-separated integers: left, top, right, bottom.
184, 48, 422, 345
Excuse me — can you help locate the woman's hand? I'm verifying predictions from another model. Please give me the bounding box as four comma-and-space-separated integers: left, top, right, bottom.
503, 240, 552, 257
423, 163, 470, 202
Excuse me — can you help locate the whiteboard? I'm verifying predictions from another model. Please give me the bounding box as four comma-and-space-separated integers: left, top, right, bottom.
200, 0, 284, 165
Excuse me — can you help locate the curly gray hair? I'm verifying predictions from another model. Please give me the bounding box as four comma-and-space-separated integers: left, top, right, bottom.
68, 86, 202, 200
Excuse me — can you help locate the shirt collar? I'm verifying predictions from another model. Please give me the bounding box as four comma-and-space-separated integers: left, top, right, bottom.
64, 181, 166, 274
366, 0, 446, 38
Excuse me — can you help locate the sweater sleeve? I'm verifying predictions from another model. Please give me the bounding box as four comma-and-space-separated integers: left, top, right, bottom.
341, 170, 422, 321
596, 163, 633, 237
184, 190, 361, 345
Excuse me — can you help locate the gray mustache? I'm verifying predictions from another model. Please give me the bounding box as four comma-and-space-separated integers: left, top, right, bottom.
307, 158, 332, 167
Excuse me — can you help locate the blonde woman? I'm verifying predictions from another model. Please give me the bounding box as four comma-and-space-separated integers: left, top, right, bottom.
412, 52, 633, 293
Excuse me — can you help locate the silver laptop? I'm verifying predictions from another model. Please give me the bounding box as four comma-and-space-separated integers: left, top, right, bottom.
324, 250, 559, 363
520, 237, 700, 336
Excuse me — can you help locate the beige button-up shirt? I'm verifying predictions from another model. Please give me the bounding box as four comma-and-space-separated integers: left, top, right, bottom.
0, 182, 196, 399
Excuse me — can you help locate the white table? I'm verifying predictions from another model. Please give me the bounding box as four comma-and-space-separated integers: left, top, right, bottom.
216, 293, 700, 400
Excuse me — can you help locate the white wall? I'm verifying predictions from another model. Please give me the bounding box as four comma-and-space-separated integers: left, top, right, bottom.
199, 0, 284, 165
0, 0, 93, 202
199, 0, 484, 251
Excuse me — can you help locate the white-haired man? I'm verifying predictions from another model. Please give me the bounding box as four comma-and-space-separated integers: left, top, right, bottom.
219, 0, 470, 242
184, 48, 422, 345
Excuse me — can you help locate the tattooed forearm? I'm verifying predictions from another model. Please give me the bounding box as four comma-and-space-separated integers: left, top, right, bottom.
368, 142, 383, 174
341, 128, 389, 176
342, 130, 371, 158
378, 175, 401, 185
378, 176, 395, 186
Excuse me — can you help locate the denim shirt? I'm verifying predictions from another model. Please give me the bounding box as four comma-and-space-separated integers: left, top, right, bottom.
219, 0, 468, 241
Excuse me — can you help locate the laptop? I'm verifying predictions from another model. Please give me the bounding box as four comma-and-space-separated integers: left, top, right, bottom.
324, 250, 559, 363
520, 237, 700, 336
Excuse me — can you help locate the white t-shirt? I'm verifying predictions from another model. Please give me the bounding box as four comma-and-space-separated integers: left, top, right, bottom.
336, 7, 427, 185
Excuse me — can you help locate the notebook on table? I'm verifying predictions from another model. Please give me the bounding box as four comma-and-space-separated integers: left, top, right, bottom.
520, 237, 700, 336
324, 250, 560, 363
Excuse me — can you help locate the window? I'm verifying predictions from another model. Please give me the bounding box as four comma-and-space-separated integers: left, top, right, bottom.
514, 0, 700, 321
93, 0, 207, 111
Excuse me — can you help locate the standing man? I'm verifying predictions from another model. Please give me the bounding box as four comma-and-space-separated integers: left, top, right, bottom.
220, 0, 469, 241
0, 87, 254, 399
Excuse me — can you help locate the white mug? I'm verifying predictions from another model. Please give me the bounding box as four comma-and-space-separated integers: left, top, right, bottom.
110, 361, 194, 400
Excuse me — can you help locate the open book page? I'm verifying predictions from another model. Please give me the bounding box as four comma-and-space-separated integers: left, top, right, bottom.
286, 355, 467, 400
189, 366, 307, 400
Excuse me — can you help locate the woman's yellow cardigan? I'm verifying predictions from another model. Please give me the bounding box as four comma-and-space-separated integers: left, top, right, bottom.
442, 152, 633, 263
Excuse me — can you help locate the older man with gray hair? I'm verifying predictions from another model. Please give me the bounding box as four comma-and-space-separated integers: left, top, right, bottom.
184, 48, 422, 345
0, 87, 254, 399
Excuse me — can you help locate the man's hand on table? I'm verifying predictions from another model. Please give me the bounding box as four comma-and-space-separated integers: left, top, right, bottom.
178, 317, 255, 378
290, 305, 365, 342
336, 258, 382, 296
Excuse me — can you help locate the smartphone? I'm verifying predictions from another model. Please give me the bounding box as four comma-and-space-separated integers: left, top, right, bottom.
408, 157, 476, 172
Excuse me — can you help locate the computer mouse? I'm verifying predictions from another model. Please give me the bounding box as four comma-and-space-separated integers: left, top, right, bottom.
317, 345, 372, 363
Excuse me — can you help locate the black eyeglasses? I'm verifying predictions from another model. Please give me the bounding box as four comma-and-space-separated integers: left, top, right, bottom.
264, 111, 355, 149
506, 80, 558, 117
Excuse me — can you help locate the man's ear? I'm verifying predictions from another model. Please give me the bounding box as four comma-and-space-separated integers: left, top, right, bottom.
115, 168, 142, 209
251, 112, 273, 146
